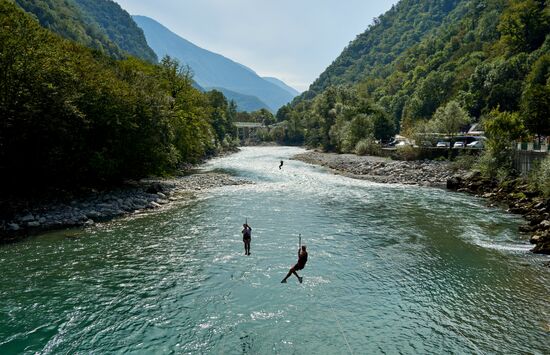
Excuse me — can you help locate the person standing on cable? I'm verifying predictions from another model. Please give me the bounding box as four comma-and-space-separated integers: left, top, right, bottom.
281, 245, 308, 283
242, 223, 252, 255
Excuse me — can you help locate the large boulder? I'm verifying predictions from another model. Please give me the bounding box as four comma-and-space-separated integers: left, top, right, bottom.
531, 241, 550, 254
535, 220, 550, 231
447, 175, 463, 190
530, 230, 550, 254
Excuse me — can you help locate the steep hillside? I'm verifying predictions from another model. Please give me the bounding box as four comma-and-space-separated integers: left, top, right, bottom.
14, 0, 124, 58
133, 15, 296, 111
73, 0, 157, 63
14, 0, 157, 62
281, 0, 549, 152
299, 0, 463, 100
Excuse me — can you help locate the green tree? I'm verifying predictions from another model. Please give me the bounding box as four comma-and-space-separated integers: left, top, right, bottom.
371, 110, 396, 143
521, 54, 550, 140
315, 87, 338, 151
432, 100, 471, 138
251, 108, 275, 126
207, 89, 230, 144
498, 0, 550, 53
284, 111, 304, 144
276, 104, 291, 122
479, 109, 527, 178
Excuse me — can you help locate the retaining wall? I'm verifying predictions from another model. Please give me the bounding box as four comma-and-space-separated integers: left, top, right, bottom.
513, 150, 548, 176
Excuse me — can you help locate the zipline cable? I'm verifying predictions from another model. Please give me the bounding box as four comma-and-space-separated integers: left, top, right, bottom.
320, 283, 354, 355
299, 233, 353, 355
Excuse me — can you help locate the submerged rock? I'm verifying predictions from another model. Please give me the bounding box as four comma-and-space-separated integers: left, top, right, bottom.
447, 175, 462, 190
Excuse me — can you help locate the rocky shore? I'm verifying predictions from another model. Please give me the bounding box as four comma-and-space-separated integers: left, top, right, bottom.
0, 172, 251, 243
293, 151, 459, 187
447, 172, 550, 255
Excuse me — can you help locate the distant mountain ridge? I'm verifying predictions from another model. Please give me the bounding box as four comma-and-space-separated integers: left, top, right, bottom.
211, 88, 271, 112
263, 77, 300, 96
133, 15, 297, 112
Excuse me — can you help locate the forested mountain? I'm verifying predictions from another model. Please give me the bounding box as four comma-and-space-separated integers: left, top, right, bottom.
14, 0, 157, 62
0, 2, 237, 193
133, 15, 297, 112
302, 0, 463, 100
14, 0, 125, 59
73, 0, 157, 62
280, 0, 550, 154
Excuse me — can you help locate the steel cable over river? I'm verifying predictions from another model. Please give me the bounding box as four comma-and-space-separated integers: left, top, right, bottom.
1, 147, 549, 354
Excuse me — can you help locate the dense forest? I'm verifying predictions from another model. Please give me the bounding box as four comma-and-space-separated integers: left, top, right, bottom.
278, 0, 550, 166
14, 0, 157, 62
0, 2, 237, 194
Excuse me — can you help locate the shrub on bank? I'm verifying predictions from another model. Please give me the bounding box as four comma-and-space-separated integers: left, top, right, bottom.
355, 138, 380, 156
450, 153, 479, 172
529, 155, 550, 197
393, 145, 421, 161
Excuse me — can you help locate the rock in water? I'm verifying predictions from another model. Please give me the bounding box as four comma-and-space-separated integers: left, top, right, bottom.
447, 175, 462, 190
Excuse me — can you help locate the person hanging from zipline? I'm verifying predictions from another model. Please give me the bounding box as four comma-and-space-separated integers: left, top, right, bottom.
279, 160, 283, 169
281, 244, 308, 283
242, 222, 252, 255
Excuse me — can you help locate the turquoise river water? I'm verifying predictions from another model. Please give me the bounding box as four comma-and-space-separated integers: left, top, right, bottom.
1, 147, 549, 354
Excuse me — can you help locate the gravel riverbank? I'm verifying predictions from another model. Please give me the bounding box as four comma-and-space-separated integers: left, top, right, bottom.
293, 151, 458, 187
1, 172, 251, 242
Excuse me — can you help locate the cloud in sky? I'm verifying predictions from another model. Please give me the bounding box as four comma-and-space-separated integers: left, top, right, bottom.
114, 0, 398, 91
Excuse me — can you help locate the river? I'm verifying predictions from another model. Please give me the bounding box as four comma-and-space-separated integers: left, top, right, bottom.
1, 146, 549, 354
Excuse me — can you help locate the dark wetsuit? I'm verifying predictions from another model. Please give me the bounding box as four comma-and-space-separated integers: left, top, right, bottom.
242, 227, 251, 241
242, 226, 251, 255
294, 251, 308, 270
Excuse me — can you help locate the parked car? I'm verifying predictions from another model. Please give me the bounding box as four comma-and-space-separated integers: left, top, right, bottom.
418, 141, 433, 147
436, 141, 450, 148
467, 140, 484, 148
453, 141, 465, 148
396, 141, 411, 147
452, 135, 479, 145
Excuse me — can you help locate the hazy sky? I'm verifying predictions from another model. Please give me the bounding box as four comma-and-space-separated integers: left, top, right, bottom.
114, 0, 398, 92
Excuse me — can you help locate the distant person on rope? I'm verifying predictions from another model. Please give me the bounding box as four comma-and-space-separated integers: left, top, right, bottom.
242, 223, 252, 255
281, 245, 308, 283
279, 160, 283, 169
